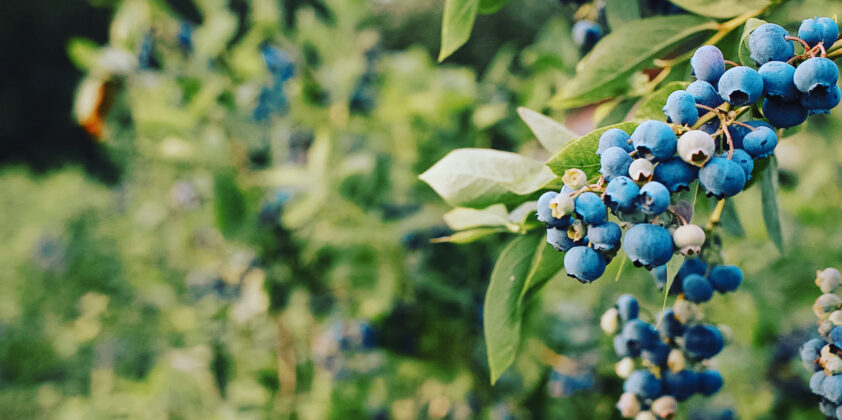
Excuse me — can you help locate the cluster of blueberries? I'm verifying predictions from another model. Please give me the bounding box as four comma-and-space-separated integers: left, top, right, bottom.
602, 293, 727, 419
799, 267, 842, 418
254, 45, 294, 121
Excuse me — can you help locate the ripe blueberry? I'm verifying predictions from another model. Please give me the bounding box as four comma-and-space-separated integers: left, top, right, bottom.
662, 369, 699, 401
687, 80, 723, 116
748, 23, 795, 65
623, 223, 674, 268
604, 176, 640, 213
699, 157, 746, 199
564, 246, 606, 283
637, 181, 670, 216
697, 370, 724, 396
708, 265, 743, 293
658, 308, 686, 339
800, 84, 841, 115
663, 90, 699, 126
758, 61, 798, 101
690, 45, 726, 84
597, 128, 633, 155
817, 17, 840, 47
794, 57, 839, 93
572, 21, 602, 51
574, 192, 607, 225
600, 146, 634, 181
684, 324, 724, 359
538, 191, 572, 229
718, 66, 764, 106
616, 294, 639, 321
682, 274, 714, 303
742, 126, 778, 158
631, 120, 677, 162
653, 157, 699, 193
624, 370, 662, 399
762, 97, 809, 128
588, 221, 622, 252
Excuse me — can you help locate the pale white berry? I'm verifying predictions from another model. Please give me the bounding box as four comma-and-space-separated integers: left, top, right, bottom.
677, 130, 715, 167
814, 294, 842, 319
549, 193, 575, 218
673, 299, 702, 323
822, 350, 842, 374
672, 224, 706, 256
628, 158, 655, 183
830, 310, 842, 326
667, 349, 686, 373
562, 168, 588, 190
568, 220, 587, 242
635, 412, 657, 420
651, 396, 678, 419
601, 308, 620, 334
615, 357, 635, 379
817, 268, 842, 293
617, 392, 641, 418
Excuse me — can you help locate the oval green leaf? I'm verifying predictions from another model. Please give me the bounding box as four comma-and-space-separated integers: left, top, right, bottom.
738, 18, 767, 66
667, 0, 770, 19
545, 122, 639, 178
439, 0, 479, 62
761, 156, 785, 254
517, 107, 580, 153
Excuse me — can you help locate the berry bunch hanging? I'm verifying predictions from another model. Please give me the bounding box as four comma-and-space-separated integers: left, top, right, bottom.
799, 267, 842, 418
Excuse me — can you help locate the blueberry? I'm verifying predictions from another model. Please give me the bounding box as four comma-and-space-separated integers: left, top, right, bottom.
682, 274, 714, 303
663, 90, 699, 126
718, 66, 764, 106
708, 265, 743, 293
623, 223, 674, 268
758, 61, 798, 101
811, 371, 828, 395
690, 45, 726, 84
677, 130, 715, 167
642, 341, 670, 367
651, 265, 668, 290
684, 324, 724, 359
799, 18, 826, 47
729, 120, 774, 150
574, 192, 607, 225
658, 308, 686, 339
697, 370, 724, 396
564, 246, 606, 283
631, 120, 678, 162
742, 126, 778, 158
824, 375, 842, 403
616, 294, 639, 321
549, 192, 576, 218
600, 146, 634, 181
572, 21, 602, 51
802, 338, 826, 371
662, 369, 699, 401
726, 149, 754, 181
637, 181, 670, 216
623, 319, 658, 352
597, 128, 633, 155
831, 326, 842, 347
686, 80, 722, 115
588, 221, 622, 252
673, 258, 708, 295
699, 157, 746, 199
547, 227, 579, 252
818, 17, 840, 47
624, 370, 662, 399
800, 84, 841, 114
604, 176, 641, 213
261, 45, 295, 82
794, 57, 839, 94
762, 97, 809, 128
614, 334, 637, 357
653, 157, 699, 193
820, 399, 839, 417
748, 23, 795, 65
538, 191, 572, 229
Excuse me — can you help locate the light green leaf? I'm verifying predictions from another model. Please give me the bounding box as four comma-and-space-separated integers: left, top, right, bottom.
431, 227, 506, 244
761, 156, 785, 254
67, 38, 99, 70
478, 0, 510, 14
439, 0, 480, 62
444, 204, 511, 230
720, 199, 746, 238
549, 15, 716, 109
739, 18, 767, 66
633, 81, 691, 121
508, 201, 538, 226
521, 240, 566, 303
545, 122, 639, 178
605, 0, 640, 30
420, 148, 558, 209
517, 107, 579, 153
658, 254, 685, 327
667, 0, 770, 19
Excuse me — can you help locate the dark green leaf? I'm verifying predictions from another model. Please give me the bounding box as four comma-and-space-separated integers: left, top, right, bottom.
738, 18, 767, 66
761, 156, 785, 254
549, 15, 716, 109
478, 0, 510, 14
214, 171, 247, 237
667, 0, 769, 19
634, 81, 691, 121
521, 240, 566, 303
517, 107, 579, 153
439, 0, 479, 62
605, 0, 640, 30
720, 199, 746, 237
545, 122, 639, 178
597, 98, 637, 126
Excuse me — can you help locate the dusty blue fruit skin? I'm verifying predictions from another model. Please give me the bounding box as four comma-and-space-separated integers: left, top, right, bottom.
642, 341, 670, 367
663, 90, 699, 125
690, 45, 726, 84
687, 80, 722, 115
820, 400, 839, 417
718, 149, 754, 181
742, 126, 778, 158
604, 176, 640, 213
682, 274, 714, 303
573, 20, 602, 50
616, 294, 639, 321
631, 120, 678, 162
800, 18, 826, 47
684, 324, 724, 359
651, 265, 668, 290
614, 334, 637, 357
671, 258, 708, 295
748, 23, 795, 65
727, 120, 773, 150
824, 375, 842, 404
588, 221, 622, 252
758, 61, 799, 101
794, 57, 839, 93
718, 66, 764, 106
653, 157, 699, 193
699, 157, 746, 199
663, 369, 699, 401
831, 326, 842, 347
597, 128, 633, 155
801, 338, 826, 371
564, 246, 606, 283
811, 371, 828, 395
658, 308, 686, 338
546, 227, 580, 252
708, 265, 743, 293
623, 223, 674, 268
697, 370, 724, 396
624, 370, 662, 399
574, 192, 607, 225
537, 191, 572, 229
818, 17, 840, 47
762, 97, 809, 128
600, 146, 634, 181
800, 84, 841, 114
623, 319, 658, 352
637, 181, 670, 216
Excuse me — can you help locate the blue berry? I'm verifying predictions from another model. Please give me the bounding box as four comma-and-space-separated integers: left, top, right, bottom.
820, 400, 839, 417
690, 45, 726, 84
637, 181, 670, 216
684, 324, 724, 359
794, 57, 839, 93
663, 90, 699, 126
604, 176, 640, 213
686, 80, 722, 115
824, 375, 842, 404
178, 22, 194, 51
547, 228, 580, 252
653, 157, 699, 193
624, 370, 662, 399
564, 246, 606, 283
699, 157, 746, 199
718, 66, 764, 106
588, 222, 622, 252
800, 84, 841, 114
672, 258, 708, 295
748, 23, 795, 65
697, 370, 724, 396
708, 265, 743, 293
726, 149, 754, 181
572, 21, 602, 51
729, 120, 774, 150
538, 191, 558, 223
758, 61, 798, 101
623, 223, 674, 268
662, 369, 699, 401
742, 126, 778, 158
682, 274, 714, 303
811, 370, 828, 395
261, 45, 295, 82
600, 147, 634, 181
831, 326, 842, 347
651, 265, 668, 290
762, 97, 808, 129
622, 319, 658, 352
658, 308, 686, 339
801, 338, 826, 371
800, 18, 826, 47
616, 294, 639, 321
597, 128, 633, 155
614, 334, 637, 357
817, 17, 840, 47
574, 192, 607, 225
641, 341, 670, 367
631, 120, 677, 162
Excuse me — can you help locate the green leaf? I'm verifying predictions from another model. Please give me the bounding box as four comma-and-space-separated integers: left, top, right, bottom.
517, 107, 579, 153
545, 122, 639, 178
439, 0, 480, 62
658, 254, 685, 327
633, 81, 691, 121
720, 199, 746, 238
420, 148, 558, 208
605, 0, 641, 30
738, 18, 767, 66
431, 227, 506, 244
67, 38, 99, 70
761, 156, 785, 254
478, 0, 510, 14
213, 171, 247, 238
521, 240, 566, 303
667, 0, 770, 19
444, 204, 511, 230
549, 15, 716, 109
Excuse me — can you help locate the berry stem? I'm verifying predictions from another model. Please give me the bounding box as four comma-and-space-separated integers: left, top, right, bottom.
705, 199, 726, 230
730, 120, 756, 131
720, 116, 735, 159
723, 59, 740, 68
786, 35, 812, 52
826, 48, 842, 60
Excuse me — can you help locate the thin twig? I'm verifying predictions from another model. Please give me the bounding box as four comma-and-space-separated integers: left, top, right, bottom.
786, 35, 812, 52
706, 199, 727, 230
723, 59, 740, 67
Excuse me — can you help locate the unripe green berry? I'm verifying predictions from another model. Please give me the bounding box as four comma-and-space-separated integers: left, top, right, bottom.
673, 224, 705, 256
677, 130, 715, 167
563, 168, 588, 190
629, 158, 655, 183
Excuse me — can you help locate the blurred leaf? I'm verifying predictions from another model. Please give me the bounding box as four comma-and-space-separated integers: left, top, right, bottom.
420, 148, 558, 208
549, 15, 715, 109
439, 0, 479, 62
659, 254, 685, 324
517, 107, 579, 153
67, 38, 99, 70
508, 201, 538, 225
597, 98, 637, 126
633, 81, 690, 121
431, 227, 506, 243
720, 199, 746, 237
738, 18, 767, 66
545, 122, 639, 178
478, 0, 510, 14
214, 171, 247, 237
605, 0, 640, 30
761, 156, 785, 254
666, 0, 769, 19
444, 204, 510, 230
521, 240, 565, 303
